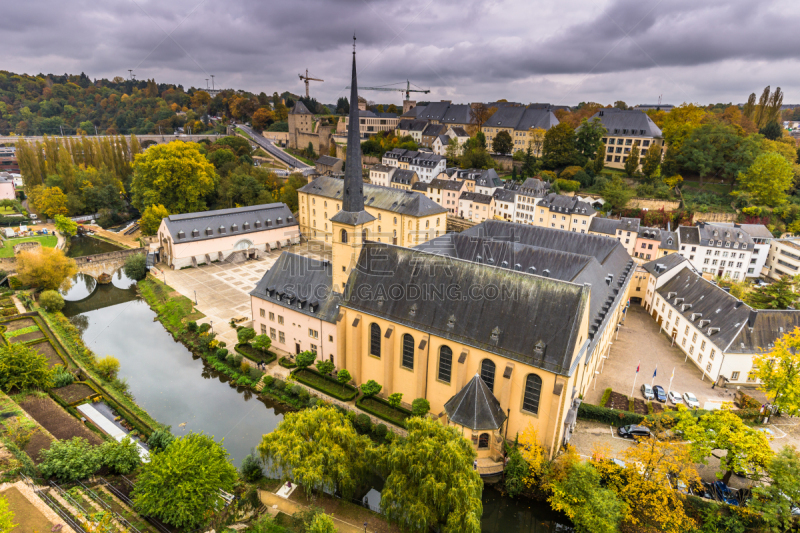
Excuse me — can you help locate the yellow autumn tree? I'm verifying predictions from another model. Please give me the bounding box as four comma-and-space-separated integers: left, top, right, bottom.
28, 185, 69, 219
754, 327, 800, 415
16, 247, 77, 291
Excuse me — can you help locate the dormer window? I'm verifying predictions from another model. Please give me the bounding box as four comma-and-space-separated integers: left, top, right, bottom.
255, 220, 262, 228
218, 225, 226, 234
192, 229, 199, 238
177, 230, 185, 239
206, 227, 213, 236
447, 315, 456, 328
243, 222, 250, 230
231, 223, 238, 232
491, 327, 500, 342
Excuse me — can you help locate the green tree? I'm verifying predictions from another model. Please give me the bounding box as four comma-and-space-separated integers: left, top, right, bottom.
677, 122, 762, 187
660, 103, 708, 152
575, 117, 607, 161
753, 327, 800, 415
503, 447, 529, 498
602, 176, 634, 211
295, 350, 316, 370
491, 130, 513, 155
745, 275, 799, 309
336, 369, 351, 393
549, 461, 625, 533
315, 359, 334, 375
411, 398, 430, 417
131, 141, 217, 214
624, 145, 640, 177
240, 452, 263, 482
101, 436, 142, 474
738, 151, 794, 207
759, 120, 783, 141
252, 334, 272, 352
0, 343, 53, 392
28, 185, 68, 218
54, 214, 77, 237
258, 407, 370, 499
124, 253, 148, 280
16, 247, 77, 291
237, 327, 256, 344
139, 204, 169, 236
750, 446, 800, 532
208, 148, 237, 168
133, 433, 237, 530
360, 379, 382, 398
675, 407, 773, 484
388, 392, 403, 409
96, 355, 120, 379
306, 513, 337, 533
0, 495, 15, 532
379, 417, 482, 533
39, 437, 101, 482
147, 429, 175, 452
542, 122, 578, 169
593, 142, 606, 174
640, 144, 662, 179
445, 136, 461, 163
39, 289, 65, 312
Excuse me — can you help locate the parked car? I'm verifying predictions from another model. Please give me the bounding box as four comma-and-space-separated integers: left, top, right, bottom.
683, 392, 700, 409
668, 391, 683, 405
653, 385, 667, 402
618, 425, 651, 439
641, 383, 654, 400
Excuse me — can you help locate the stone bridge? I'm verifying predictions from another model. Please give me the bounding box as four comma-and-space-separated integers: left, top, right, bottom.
74, 248, 146, 279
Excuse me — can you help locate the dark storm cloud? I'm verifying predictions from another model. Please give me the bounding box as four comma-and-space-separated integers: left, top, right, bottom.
1, 0, 799, 104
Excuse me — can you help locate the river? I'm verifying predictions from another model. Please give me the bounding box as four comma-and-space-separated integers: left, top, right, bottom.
61, 271, 572, 532
66, 234, 125, 257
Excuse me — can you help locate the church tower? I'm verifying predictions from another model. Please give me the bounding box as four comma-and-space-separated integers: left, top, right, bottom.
331, 36, 375, 292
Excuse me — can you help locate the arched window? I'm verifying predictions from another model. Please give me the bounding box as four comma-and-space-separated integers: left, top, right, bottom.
426, 220, 430, 228
522, 374, 543, 414
394, 217, 397, 224
478, 433, 490, 449
480, 359, 496, 392
402, 334, 414, 369
370, 323, 381, 357
341, 229, 348, 243
438, 346, 452, 383
362, 229, 368, 242
378, 213, 381, 220
324, 201, 327, 207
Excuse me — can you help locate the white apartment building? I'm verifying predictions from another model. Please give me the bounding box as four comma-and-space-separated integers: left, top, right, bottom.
714, 223, 773, 277
492, 188, 517, 222
513, 177, 550, 225
677, 222, 754, 280
382, 148, 446, 183
765, 239, 800, 280
369, 164, 395, 187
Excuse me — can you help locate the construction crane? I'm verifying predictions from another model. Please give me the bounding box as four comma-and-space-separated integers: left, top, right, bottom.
298, 69, 323, 98
346, 80, 430, 102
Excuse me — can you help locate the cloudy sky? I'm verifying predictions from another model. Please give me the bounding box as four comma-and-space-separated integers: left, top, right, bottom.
3, 0, 800, 107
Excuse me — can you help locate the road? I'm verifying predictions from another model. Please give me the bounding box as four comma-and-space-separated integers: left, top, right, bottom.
235, 124, 314, 174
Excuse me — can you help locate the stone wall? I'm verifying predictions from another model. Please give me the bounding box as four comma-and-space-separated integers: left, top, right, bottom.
693, 212, 737, 223
627, 198, 681, 210
446, 215, 477, 233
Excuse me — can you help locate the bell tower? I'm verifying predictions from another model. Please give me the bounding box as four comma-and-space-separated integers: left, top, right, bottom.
331, 35, 375, 292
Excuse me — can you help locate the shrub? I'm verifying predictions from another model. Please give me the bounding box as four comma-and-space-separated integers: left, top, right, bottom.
316, 360, 334, 375
599, 388, 612, 408
593, 176, 609, 190
295, 350, 317, 370
373, 423, 388, 440
226, 353, 236, 366
240, 362, 250, 374
354, 413, 372, 434
123, 253, 147, 281
290, 384, 304, 397
539, 170, 557, 182
52, 366, 74, 388
39, 437, 101, 481
299, 389, 311, 403
39, 290, 65, 312
0, 343, 53, 392
216, 348, 228, 360
240, 452, 263, 482
147, 429, 175, 452
360, 380, 382, 398
411, 398, 430, 417
248, 367, 264, 381
96, 355, 120, 379
577, 402, 645, 427
308, 397, 319, 407
237, 327, 256, 344
101, 436, 142, 474
573, 170, 593, 188
233, 354, 243, 366
559, 165, 584, 180
555, 179, 580, 192
198, 323, 211, 333
272, 379, 285, 391
388, 392, 403, 409
262, 375, 274, 388
252, 334, 271, 352
187, 321, 198, 332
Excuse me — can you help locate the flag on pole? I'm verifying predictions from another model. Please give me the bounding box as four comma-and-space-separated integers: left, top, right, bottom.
671, 367, 675, 379
653, 367, 657, 378
636, 363, 640, 373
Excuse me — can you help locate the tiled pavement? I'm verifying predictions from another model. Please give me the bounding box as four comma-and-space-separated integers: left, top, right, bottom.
159, 242, 331, 347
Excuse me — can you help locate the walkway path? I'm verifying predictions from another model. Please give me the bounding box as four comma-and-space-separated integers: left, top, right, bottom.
258, 490, 365, 533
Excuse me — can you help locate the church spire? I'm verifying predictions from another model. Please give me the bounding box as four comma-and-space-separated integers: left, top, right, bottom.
342, 34, 364, 213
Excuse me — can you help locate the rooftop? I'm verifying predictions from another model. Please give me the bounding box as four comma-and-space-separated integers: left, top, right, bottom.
162, 203, 296, 243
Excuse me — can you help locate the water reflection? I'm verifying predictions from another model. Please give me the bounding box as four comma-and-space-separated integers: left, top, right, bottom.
481, 486, 573, 532
66, 235, 124, 258
61, 273, 97, 301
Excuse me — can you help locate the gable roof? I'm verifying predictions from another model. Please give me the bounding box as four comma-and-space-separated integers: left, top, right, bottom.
474, 169, 502, 189
316, 155, 341, 167
460, 191, 493, 204
391, 169, 417, 185
539, 193, 593, 215
162, 203, 296, 243
250, 252, 341, 323
588, 108, 662, 137
298, 176, 446, 217
642, 253, 690, 277
485, 105, 559, 131
444, 374, 507, 431
422, 124, 446, 137
290, 101, 311, 115
679, 222, 755, 249
429, 178, 463, 191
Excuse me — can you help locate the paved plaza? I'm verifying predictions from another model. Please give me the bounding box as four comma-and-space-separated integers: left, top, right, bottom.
160, 241, 330, 348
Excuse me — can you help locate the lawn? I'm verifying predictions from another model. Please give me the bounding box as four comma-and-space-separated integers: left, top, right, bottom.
1, 486, 56, 531
236, 127, 253, 140
356, 396, 412, 428
138, 276, 205, 330
293, 368, 358, 401
0, 235, 57, 258
235, 342, 276, 364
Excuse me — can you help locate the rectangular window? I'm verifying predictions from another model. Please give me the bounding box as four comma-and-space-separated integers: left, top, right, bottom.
269, 312, 275, 321
278, 331, 285, 343
706, 363, 713, 372
259, 309, 265, 318
689, 345, 694, 354
692, 332, 697, 343
710, 350, 716, 360
685, 325, 689, 335
698, 352, 703, 363
310, 344, 317, 353
270, 328, 276, 339
701, 340, 706, 350
309, 328, 318, 339
731, 371, 740, 380
278, 315, 284, 325
668, 310, 672, 319
682, 338, 687, 346
261, 324, 267, 335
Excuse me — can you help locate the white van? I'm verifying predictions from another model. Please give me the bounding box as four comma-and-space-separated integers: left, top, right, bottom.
3, 228, 14, 238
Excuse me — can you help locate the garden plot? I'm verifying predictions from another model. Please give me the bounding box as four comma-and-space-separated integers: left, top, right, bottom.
7, 325, 45, 343
18, 395, 103, 445
1, 317, 36, 332
52, 382, 96, 405
27, 339, 66, 368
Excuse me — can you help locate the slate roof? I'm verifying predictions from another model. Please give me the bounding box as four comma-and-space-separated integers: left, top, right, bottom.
589, 108, 662, 137
421, 124, 446, 137
250, 252, 341, 323
290, 101, 311, 115
518, 177, 550, 197
444, 374, 507, 431
588, 217, 620, 236
678, 222, 755, 250
642, 253, 690, 277
728, 311, 800, 354
391, 169, 417, 185
344, 241, 591, 375
638, 226, 663, 241
493, 188, 517, 203
538, 193, 593, 215
436, 135, 450, 145
429, 178, 463, 191
298, 176, 446, 217
460, 192, 493, 205
485, 106, 559, 131
714, 223, 774, 240
371, 164, 393, 173
397, 119, 428, 132
411, 182, 428, 192
162, 203, 297, 243
660, 230, 679, 250
450, 126, 469, 137
430, 221, 635, 351
474, 169, 503, 189
316, 155, 341, 167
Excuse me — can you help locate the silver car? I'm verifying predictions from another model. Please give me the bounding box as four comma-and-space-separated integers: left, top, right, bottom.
641, 383, 654, 400
683, 392, 700, 409
668, 391, 683, 405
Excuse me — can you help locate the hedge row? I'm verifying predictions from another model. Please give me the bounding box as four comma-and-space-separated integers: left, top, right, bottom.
234, 343, 277, 365
356, 395, 412, 429
292, 368, 358, 401
578, 402, 646, 427
279, 357, 297, 369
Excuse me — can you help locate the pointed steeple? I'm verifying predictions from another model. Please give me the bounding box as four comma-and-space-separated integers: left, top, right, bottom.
342, 33, 364, 213
444, 373, 507, 431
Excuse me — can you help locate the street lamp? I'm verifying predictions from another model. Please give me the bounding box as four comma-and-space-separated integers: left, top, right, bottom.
593, 370, 600, 391
363, 523, 367, 533
210, 320, 214, 334
194, 290, 198, 305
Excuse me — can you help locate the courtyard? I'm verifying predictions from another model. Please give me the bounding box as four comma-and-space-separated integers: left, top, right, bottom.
160, 240, 330, 348
585, 304, 762, 409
